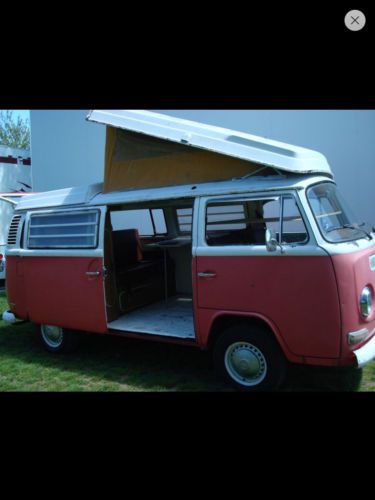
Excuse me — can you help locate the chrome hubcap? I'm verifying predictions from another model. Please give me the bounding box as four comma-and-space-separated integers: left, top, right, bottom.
224, 342, 267, 386
41, 325, 64, 348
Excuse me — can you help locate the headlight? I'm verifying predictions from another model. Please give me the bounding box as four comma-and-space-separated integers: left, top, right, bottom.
360, 287, 372, 317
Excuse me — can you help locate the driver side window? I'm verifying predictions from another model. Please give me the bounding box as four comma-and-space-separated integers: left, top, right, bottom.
206, 198, 280, 246
205, 195, 308, 247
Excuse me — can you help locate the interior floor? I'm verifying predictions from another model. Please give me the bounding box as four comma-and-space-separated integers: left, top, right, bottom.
108, 296, 195, 339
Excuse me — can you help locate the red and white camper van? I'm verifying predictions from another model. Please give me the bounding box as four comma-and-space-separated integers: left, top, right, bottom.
3, 111, 375, 390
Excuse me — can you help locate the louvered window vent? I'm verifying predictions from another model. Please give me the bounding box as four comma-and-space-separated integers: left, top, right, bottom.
7, 214, 22, 245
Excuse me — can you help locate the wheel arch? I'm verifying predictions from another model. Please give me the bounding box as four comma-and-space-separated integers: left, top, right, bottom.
35, 323, 80, 353
205, 311, 297, 362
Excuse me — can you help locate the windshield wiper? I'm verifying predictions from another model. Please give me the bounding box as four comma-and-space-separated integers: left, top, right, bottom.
346, 224, 373, 239
326, 223, 373, 240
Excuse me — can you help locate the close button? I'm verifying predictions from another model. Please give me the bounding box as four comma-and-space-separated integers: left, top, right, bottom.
345, 10, 366, 31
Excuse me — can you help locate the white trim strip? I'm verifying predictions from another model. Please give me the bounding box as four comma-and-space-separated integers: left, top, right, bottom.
6, 248, 104, 258
195, 245, 327, 257
30, 222, 98, 228
29, 233, 96, 239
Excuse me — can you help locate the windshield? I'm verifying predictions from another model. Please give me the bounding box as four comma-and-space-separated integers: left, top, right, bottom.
307, 182, 370, 243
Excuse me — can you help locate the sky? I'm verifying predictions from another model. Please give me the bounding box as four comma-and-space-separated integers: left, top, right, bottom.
11, 110, 30, 122
0, 109, 30, 122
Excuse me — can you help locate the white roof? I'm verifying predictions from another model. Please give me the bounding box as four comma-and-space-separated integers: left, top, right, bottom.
87, 110, 332, 176
15, 176, 334, 212
16, 183, 103, 211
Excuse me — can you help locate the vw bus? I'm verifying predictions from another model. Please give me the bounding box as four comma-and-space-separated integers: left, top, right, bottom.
3, 110, 375, 391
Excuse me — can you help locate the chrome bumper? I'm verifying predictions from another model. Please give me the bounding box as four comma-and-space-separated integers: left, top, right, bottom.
353, 334, 375, 368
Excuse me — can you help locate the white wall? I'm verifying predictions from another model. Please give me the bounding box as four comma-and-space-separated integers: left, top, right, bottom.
30, 110, 105, 191
30, 110, 375, 224
0, 145, 32, 194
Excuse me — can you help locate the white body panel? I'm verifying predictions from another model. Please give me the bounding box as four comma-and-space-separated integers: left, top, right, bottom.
15, 176, 330, 212
16, 183, 102, 211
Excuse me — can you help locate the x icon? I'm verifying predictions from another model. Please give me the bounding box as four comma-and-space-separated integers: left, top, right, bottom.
345, 10, 365, 30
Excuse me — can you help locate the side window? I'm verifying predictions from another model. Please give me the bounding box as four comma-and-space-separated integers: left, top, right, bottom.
111, 209, 167, 237
176, 207, 193, 235
152, 209, 167, 234
206, 198, 280, 246
28, 210, 100, 249
281, 197, 308, 244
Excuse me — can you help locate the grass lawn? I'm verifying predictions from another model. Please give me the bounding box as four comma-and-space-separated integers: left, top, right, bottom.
0, 292, 374, 391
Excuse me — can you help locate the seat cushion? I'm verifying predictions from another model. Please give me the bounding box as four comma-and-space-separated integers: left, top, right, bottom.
112, 229, 143, 268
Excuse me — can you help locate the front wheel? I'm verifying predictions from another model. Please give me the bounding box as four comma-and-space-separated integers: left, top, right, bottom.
37, 324, 78, 353
213, 324, 287, 391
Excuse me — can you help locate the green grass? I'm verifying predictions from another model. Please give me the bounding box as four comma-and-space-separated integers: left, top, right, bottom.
0, 292, 374, 391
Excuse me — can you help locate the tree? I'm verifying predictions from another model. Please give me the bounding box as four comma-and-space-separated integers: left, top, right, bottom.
0, 110, 30, 150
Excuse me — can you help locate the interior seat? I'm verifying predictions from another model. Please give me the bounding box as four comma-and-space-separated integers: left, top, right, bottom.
112, 229, 175, 313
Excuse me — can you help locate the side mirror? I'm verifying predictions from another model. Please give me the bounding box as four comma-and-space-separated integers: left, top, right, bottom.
265, 229, 278, 252
265, 229, 285, 253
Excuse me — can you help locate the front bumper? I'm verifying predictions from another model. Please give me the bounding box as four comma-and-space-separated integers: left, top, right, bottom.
353, 334, 375, 368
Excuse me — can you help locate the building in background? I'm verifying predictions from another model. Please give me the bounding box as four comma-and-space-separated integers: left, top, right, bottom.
30, 110, 375, 224
0, 145, 32, 279
30, 110, 105, 191
0, 145, 32, 193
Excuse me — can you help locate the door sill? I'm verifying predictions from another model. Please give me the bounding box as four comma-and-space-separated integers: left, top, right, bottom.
107, 296, 195, 340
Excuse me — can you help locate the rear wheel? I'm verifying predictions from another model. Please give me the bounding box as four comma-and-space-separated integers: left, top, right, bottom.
37, 324, 78, 353
214, 324, 287, 391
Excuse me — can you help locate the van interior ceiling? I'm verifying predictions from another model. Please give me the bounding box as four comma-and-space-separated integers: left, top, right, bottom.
104, 199, 195, 340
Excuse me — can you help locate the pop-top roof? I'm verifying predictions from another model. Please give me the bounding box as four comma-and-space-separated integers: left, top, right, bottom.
87, 110, 332, 177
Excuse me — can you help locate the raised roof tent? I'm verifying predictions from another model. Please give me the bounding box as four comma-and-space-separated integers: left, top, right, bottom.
87, 110, 333, 192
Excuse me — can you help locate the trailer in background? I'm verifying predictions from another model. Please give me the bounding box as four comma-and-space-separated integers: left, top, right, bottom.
0, 145, 32, 281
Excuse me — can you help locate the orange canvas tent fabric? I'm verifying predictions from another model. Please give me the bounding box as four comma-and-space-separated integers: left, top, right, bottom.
103, 127, 268, 192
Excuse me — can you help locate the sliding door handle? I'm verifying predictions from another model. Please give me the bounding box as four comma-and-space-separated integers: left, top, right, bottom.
198, 272, 217, 278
